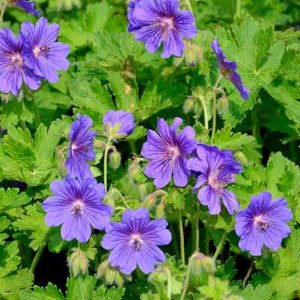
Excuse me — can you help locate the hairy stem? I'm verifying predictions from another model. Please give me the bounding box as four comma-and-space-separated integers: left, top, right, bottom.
165, 267, 172, 299
213, 230, 227, 260
178, 212, 185, 265
180, 256, 193, 300
236, 0, 241, 18
195, 204, 200, 252
0, 1, 8, 22
242, 261, 254, 287
211, 75, 223, 142
30, 232, 49, 273
103, 138, 112, 191
199, 96, 209, 130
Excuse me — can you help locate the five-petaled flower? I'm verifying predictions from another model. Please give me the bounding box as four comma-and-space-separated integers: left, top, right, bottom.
142, 117, 196, 188
0, 28, 41, 96
10, 0, 40, 16
103, 110, 135, 139
128, 0, 197, 58
188, 144, 242, 215
21, 17, 70, 83
211, 39, 250, 100
65, 114, 97, 180
43, 177, 113, 243
235, 191, 292, 256
101, 208, 171, 274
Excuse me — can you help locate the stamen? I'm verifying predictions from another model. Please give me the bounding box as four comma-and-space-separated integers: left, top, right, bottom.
130, 233, 143, 250
71, 199, 84, 215
254, 215, 268, 230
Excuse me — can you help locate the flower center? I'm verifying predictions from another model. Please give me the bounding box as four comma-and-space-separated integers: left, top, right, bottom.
33, 45, 49, 57
71, 199, 85, 215
166, 145, 181, 161
254, 215, 268, 230
130, 233, 143, 250
208, 171, 221, 191
10, 53, 23, 67
160, 17, 174, 30
71, 143, 88, 152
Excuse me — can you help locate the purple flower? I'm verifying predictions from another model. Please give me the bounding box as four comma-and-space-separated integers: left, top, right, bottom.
142, 117, 196, 189
101, 208, 171, 274
43, 177, 113, 243
21, 17, 70, 83
211, 39, 250, 100
188, 144, 242, 215
103, 110, 135, 139
0, 28, 41, 96
128, 0, 197, 58
65, 114, 97, 180
235, 191, 292, 256
12, 0, 40, 16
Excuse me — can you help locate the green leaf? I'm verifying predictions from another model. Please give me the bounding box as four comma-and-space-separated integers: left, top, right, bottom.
19, 283, 64, 300
13, 203, 48, 251
66, 276, 97, 300
92, 285, 125, 300
241, 284, 273, 300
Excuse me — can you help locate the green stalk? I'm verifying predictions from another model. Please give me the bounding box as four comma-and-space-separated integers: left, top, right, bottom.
103, 138, 111, 191
211, 76, 223, 142
30, 232, 49, 273
165, 267, 172, 299
242, 261, 254, 287
178, 212, 185, 265
195, 204, 199, 252
199, 96, 209, 130
180, 256, 193, 300
213, 230, 227, 260
0, 1, 8, 22
236, 0, 241, 18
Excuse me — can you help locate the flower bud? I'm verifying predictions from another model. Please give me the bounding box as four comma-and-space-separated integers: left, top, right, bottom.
190, 252, 215, 275
227, 296, 243, 300
94, 140, 106, 149
217, 94, 228, 116
235, 151, 248, 166
183, 97, 195, 114
156, 199, 166, 218
184, 40, 203, 67
68, 248, 89, 277
109, 149, 121, 170
128, 159, 141, 183
137, 183, 148, 199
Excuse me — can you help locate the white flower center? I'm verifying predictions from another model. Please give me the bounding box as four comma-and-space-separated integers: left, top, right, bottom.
130, 233, 143, 250
71, 143, 88, 152
208, 171, 221, 191
71, 199, 85, 215
160, 17, 174, 30
33, 45, 50, 57
166, 145, 181, 161
10, 53, 23, 67
254, 215, 268, 230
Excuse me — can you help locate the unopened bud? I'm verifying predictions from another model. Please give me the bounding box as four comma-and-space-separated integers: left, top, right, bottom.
217, 94, 228, 116
156, 200, 166, 218
190, 252, 215, 275
137, 183, 148, 199
94, 140, 106, 149
183, 97, 195, 114
128, 160, 140, 183
109, 149, 121, 170
184, 41, 203, 67
227, 296, 243, 300
235, 151, 248, 166
68, 248, 89, 277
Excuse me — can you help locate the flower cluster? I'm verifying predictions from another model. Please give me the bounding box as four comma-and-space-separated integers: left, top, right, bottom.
0, 17, 69, 96
43, 112, 171, 275
141, 117, 292, 256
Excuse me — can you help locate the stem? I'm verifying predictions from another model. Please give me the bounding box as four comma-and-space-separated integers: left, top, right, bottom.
0, 1, 8, 22
170, 223, 180, 258
30, 232, 49, 273
103, 138, 111, 191
213, 230, 227, 260
178, 212, 185, 265
242, 261, 254, 287
199, 96, 209, 130
211, 75, 223, 142
195, 204, 199, 252
236, 0, 241, 18
32, 97, 41, 126
165, 267, 172, 299
184, 0, 193, 12
180, 256, 193, 300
